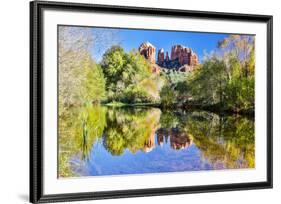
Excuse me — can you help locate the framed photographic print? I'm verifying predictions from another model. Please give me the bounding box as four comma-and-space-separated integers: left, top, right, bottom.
30, 0, 273, 203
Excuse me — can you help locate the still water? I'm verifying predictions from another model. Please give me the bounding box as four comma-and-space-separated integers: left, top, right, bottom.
59, 106, 255, 177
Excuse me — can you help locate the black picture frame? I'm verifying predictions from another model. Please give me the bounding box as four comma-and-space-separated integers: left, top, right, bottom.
30, 1, 273, 203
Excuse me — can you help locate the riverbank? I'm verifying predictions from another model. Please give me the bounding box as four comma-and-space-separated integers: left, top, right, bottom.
102, 101, 254, 116
103, 101, 161, 108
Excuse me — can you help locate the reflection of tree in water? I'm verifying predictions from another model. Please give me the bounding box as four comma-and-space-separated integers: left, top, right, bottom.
157, 110, 255, 169
103, 108, 194, 154
185, 111, 255, 169
103, 108, 161, 155
143, 126, 156, 153
59, 105, 107, 177
101, 109, 254, 169
59, 106, 255, 177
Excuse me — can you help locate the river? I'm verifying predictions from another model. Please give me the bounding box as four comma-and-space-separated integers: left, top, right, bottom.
59, 106, 255, 177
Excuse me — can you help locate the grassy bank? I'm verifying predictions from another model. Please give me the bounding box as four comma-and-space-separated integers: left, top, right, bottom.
103, 101, 161, 108
159, 102, 254, 116
102, 101, 254, 117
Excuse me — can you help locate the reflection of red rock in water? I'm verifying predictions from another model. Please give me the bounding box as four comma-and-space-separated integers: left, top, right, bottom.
143, 128, 156, 152
157, 132, 164, 147
156, 128, 193, 150
170, 131, 193, 150
156, 128, 169, 147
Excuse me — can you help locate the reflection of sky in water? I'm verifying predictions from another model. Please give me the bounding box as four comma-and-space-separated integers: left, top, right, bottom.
71, 133, 213, 176
66, 108, 255, 177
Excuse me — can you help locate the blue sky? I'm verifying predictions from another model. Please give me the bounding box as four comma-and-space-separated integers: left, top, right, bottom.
90, 27, 229, 63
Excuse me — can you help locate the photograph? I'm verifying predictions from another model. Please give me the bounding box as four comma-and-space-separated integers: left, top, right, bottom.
29, 1, 273, 202
58, 26, 256, 178
0, 0, 278, 203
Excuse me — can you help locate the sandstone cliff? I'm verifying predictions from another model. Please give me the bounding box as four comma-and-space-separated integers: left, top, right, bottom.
139, 42, 156, 64
139, 42, 199, 73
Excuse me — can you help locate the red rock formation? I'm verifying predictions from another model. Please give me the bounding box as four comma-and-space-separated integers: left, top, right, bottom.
190, 52, 198, 66
171, 45, 197, 66
171, 45, 183, 61
139, 42, 156, 64
178, 65, 194, 72
165, 51, 169, 61
157, 48, 164, 65
151, 64, 161, 74
139, 42, 199, 73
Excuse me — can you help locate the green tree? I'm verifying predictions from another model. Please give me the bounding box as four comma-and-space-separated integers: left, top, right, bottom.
219, 35, 255, 111
81, 62, 106, 104
101, 46, 126, 91
160, 85, 175, 107
123, 85, 151, 103
188, 56, 228, 106
58, 27, 108, 111
187, 34, 255, 112
101, 46, 162, 103
218, 34, 255, 78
